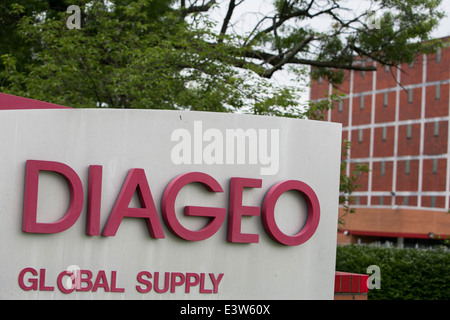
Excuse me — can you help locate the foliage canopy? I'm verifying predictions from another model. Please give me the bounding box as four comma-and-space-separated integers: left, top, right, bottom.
0, 0, 445, 113
336, 244, 450, 300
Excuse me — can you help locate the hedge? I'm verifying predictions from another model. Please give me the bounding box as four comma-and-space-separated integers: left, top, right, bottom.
335, 245, 450, 300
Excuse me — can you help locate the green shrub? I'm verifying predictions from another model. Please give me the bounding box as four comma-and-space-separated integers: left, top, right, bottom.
335, 245, 450, 300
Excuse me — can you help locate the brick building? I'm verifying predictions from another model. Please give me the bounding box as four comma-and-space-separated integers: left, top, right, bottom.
310, 37, 450, 246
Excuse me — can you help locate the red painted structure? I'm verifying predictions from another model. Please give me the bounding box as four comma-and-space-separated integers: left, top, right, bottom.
334, 272, 369, 300
0, 93, 69, 110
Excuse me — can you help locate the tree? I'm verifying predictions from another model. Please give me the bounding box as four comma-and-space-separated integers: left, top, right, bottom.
0, 0, 444, 218
1, 0, 445, 112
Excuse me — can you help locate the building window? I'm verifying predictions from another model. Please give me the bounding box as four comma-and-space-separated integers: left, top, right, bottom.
383, 92, 389, 107
403, 196, 409, 206
382, 126, 387, 141
409, 60, 414, 68
338, 100, 343, 113
318, 76, 323, 84
385, 65, 390, 72
358, 129, 363, 143
380, 161, 386, 176
355, 161, 363, 178
437, 47, 442, 64
431, 196, 436, 208
432, 158, 438, 174
408, 88, 413, 103
405, 160, 410, 175
360, 95, 364, 110
379, 195, 384, 205
406, 124, 412, 139
434, 122, 440, 137
435, 83, 441, 100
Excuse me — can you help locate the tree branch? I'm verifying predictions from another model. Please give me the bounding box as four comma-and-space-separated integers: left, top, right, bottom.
218, 0, 236, 41
248, 1, 339, 46
181, 0, 216, 18
262, 35, 315, 78
243, 48, 377, 77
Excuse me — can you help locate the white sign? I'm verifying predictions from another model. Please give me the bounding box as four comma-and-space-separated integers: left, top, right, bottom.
0, 109, 341, 299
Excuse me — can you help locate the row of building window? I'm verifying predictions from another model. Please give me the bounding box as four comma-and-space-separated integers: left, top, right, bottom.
336, 82, 444, 112
376, 158, 440, 176
318, 47, 443, 85
406, 84, 442, 103
361, 48, 442, 78
354, 195, 441, 208
357, 121, 441, 143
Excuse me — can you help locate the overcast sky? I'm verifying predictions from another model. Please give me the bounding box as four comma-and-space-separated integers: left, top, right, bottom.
434, 1, 450, 38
